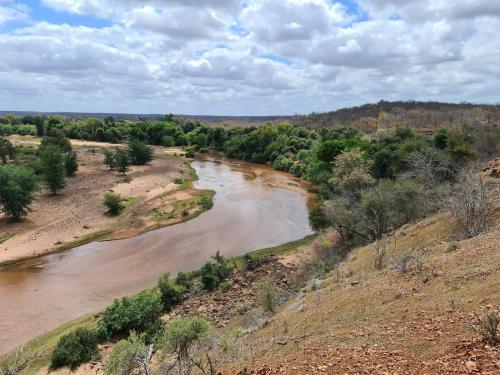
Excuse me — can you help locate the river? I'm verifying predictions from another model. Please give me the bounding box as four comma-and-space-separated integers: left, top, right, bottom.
0, 155, 313, 355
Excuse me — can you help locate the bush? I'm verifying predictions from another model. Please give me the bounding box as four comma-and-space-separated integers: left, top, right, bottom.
242, 253, 260, 270
49, 327, 100, 371
128, 139, 153, 165
159, 317, 210, 371
200, 195, 213, 210
200, 252, 232, 291
259, 279, 276, 313
158, 273, 185, 312
114, 149, 130, 175
64, 151, 79, 176
175, 272, 193, 290
105, 332, 151, 375
185, 147, 195, 158
103, 149, 115, 170
98, 290, 163, 339
464, 311, 499, 345
0, 137, 15, 164
103, 193, 125, 215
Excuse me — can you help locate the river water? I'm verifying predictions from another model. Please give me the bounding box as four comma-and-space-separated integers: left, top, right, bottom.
0, 155, 313, 354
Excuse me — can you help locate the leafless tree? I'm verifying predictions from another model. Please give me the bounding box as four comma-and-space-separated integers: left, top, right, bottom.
448, 166, 498, 239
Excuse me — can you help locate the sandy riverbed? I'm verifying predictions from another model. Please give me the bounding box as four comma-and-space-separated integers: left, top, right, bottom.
0, 137, 192, 264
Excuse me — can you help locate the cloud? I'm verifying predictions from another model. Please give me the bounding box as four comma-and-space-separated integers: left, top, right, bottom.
0, 0, 498, 114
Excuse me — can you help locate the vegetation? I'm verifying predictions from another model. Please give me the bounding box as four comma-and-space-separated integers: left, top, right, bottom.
259, 279, 277, 313
158, 273, 185, 312
97, 291, 163, 340
0, 137, 15, 164
128, 139, 153, 165
64, 151, 78, 176
39, 145, 66, 195
0, 165, 38, 219
200, 252, 232, 291
159, 317, 211, 374
49, 327, 100, 371
103, 193, 125, 216
105, 332, 153, 375
103, 149, 115, 170
114, 149, 130, 175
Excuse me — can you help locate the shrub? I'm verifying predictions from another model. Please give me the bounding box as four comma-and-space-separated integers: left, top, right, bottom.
0, 165, 38, 219
114, 149, 130, 175
103, 149, 115, 170
49, 328, 100, 371
200, 252, 232, 291
105, 332, 152, 375
175, 272, 193, 290
0, 137, 15, 164
242, 253, 260, 270
128, 139, 153, 165
259, 279, 276, 313
98, 291, 163, 339
103, 193, 125, 215
159, 317, 210, 371
185, 148, 195, 158
158, 273, 185, 312
64, 151, 78, 176
464, 311, 499, 345
200, 195, 213, 210
220, 281, 231, 293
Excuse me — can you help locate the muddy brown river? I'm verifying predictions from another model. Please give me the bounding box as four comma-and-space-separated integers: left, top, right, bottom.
0, 156, 313, 355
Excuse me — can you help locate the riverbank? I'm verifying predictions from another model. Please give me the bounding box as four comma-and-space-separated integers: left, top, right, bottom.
0, 137, 212, 266
0, 234, 318, 375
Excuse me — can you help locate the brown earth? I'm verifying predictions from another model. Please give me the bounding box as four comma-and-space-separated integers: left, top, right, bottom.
0, 137, 198, 265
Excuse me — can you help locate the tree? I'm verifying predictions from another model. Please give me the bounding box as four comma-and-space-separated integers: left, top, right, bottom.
448, 167, 498, 239
40, 128, 72, 153
64, 152, 78, 177
0, 165, 38, 220
159, 317, 210, 375
330, 149, 374, 198
0, 137, 15, 164
103, 149, 115, 170
114, 149, 130, 175
128, 139, 153, 165
105, 332, 154, 375
40, 145, 66, 195
158, 273, 185, 312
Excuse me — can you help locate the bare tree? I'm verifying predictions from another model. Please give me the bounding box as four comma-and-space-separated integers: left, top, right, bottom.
448, 167, 498, 239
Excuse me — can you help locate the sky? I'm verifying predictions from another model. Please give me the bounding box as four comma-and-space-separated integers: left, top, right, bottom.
0, 0, 499, 115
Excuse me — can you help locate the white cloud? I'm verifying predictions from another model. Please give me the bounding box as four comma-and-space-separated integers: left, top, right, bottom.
0, 0, 498, 114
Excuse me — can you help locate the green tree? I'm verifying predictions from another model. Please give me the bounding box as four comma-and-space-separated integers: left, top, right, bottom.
65, 152, 78, 177
159, 317, 210, 374
105, 332, 153, 375
158, 273, 185, 312
0, 137, 15, 164
103, 149, 115, 170
40, 128, 72, 153
0, 165, 38, 219
128, 139, 153, 165
114, 149, 130, 175
40, 145, 66, 195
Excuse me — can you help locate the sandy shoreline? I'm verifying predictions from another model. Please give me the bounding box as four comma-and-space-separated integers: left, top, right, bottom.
0, 137, 198, 265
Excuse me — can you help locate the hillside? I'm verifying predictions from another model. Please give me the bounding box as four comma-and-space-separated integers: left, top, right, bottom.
3, 101, 499, 130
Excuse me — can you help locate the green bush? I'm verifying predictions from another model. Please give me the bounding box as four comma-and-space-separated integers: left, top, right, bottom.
128, 139, 153, 165
200, 195, 213, 210
158, 273, 185, 312
200, 252, 232, 290
64, 151, 78, 176
49, 327, 100, 371
260, 279, 277, 313
0, 165, 38, 219
103, 193, 125, 215
175, 272, 193, 290
98, 290, 163, 339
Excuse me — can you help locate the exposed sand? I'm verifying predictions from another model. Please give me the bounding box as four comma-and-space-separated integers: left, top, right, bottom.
0, 137, 191, 265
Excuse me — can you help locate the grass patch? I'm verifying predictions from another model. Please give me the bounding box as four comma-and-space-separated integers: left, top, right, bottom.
0, 233, 12, 244
232, 234, 318, 268
154, 189, 215, 222
55, 230, 114, 252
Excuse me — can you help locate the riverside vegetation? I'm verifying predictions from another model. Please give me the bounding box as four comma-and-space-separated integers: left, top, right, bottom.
0, 105, 499, 374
